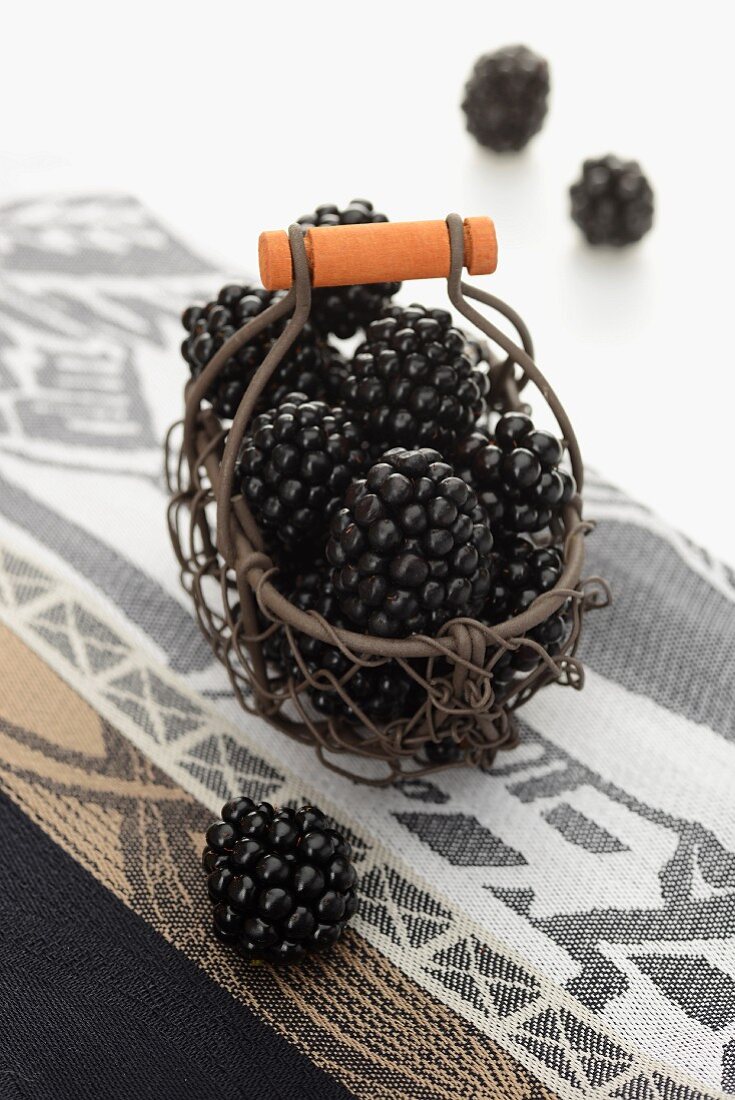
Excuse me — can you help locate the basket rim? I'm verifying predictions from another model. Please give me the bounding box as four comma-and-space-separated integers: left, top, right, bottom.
237, 501, 586, 660
183, 212, 590, 664
189, 412, 588, 660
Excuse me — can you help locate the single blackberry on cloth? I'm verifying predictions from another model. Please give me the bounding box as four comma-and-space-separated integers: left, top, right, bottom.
283, 566, 419, 723
570, 156, 654, 246
203, 799, 357, 964
236, 392, 367, 551
327, 447, 494, 638
341, 304, 490, 456
297, 200, 401, 339
181, 283, 346, 418
462, 45, 550, 153
484, 534, 572, 689
456, 412, 574, 537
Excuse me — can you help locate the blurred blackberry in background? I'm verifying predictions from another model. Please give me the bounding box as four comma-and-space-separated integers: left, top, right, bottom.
203, 799, 357, 964
456, 412, 574, 536
181, 283, 346, 419
570, 156, 654, 246
236, 393, 367, 551
462, 45, 550, 152
297, 200, 401, 339
283, 568, 418, 723
327, 448, 494, 638
341, 304, 490, 457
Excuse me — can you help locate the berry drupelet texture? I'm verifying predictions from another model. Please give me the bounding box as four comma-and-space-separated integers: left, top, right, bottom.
462, 45, 550, 153
236, 393, 368, 551
181, 283, 346, 419
203, 799, 357, 964
487, 534, 565, 621
327, 447, 494, 638
341, 304, 490, 457
297, 200, 401, 339
456, 412, 575, 537
282, 568, 419, 723
570, 156, 654, 246
484, 534, 571, 689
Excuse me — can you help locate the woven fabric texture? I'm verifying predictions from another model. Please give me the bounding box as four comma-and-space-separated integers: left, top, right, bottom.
0, 620, 557, 1100
0, 194, 733, 1099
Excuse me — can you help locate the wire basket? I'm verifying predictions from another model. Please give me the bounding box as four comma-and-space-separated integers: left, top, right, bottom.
166, 212, 609, 784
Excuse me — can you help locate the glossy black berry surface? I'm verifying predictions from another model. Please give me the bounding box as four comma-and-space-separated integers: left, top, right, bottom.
462, 45, 550, 153
486, 535, 564, 621
456, 412, 574, 538
570, 156, 654, 246
236, 393, 368, 551
327, 447, 494, 638
341, 304, 490, 457
181, 283, 347, 419
297, 200, 401, 339
203, 799, 357, 964
484, 534, 571, 688
281, 568, 419, 723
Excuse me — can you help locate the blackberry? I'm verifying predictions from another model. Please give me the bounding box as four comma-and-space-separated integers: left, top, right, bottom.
456, 412, 575, 537
203, 799, 357, 964
284, 568, 418, 723
462, 45, 550, 153
297, 200, 401, 339
341, 304, 490, 457
487, 535, 565, 620
181, 283, 346, 419
484, 535, 571, 689
236, 393, 367, 551
327, 448, 494, 639
570, 156, 654, 246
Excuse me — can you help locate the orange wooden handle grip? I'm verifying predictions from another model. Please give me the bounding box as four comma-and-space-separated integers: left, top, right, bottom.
258, 216, 497, 291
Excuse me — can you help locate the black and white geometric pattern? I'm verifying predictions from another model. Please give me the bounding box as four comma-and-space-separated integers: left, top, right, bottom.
0, 539, 727, 1100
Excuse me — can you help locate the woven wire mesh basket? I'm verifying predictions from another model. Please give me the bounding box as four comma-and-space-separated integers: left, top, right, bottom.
166, 213, 608, 784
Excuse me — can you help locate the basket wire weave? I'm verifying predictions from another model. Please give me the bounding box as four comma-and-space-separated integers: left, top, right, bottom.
166, 213, 609, 784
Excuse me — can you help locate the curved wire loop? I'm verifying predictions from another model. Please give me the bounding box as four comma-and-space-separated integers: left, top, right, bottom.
168, 215, 607, 784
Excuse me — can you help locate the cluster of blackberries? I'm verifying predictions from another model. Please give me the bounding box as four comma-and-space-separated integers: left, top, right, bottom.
231, 375, 572, 722
180, 200, 402, 418
229, 302, 573, 719
181, 199, 575, 730
181, 284, 348, 419
203, 798, 357, 963
462, 46, 654, 246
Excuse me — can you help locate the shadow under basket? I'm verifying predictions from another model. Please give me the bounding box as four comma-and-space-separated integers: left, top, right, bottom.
166, 213, 609, 784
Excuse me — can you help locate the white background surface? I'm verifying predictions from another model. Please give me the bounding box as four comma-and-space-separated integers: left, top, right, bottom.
3, 0, 734, 563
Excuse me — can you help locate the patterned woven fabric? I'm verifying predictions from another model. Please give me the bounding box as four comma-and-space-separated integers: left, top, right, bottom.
0, 194, 733, 1099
